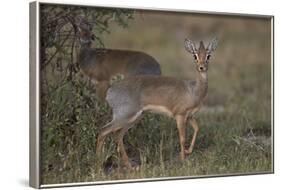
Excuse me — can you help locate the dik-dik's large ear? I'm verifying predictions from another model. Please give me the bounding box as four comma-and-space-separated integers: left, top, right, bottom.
74, 17, 91, 31
206, 37, 218, 54
74, 17, 82, 30
185, 39, 197, 54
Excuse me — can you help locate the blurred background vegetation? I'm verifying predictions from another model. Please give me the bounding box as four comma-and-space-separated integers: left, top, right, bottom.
40, 4, 272, 184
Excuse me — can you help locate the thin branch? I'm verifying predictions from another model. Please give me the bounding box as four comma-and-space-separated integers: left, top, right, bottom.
41, 29, 73, 70
232, 136, 265, 152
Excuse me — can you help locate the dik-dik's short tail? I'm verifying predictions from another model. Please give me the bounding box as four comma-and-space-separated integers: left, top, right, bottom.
94, 81, 110, 101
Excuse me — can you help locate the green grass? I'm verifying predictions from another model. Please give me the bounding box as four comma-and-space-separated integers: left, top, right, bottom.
41, 110, 271, 184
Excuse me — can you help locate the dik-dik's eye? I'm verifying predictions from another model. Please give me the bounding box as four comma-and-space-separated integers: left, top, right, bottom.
206, 54, 211, 60
193, 54, 198, 61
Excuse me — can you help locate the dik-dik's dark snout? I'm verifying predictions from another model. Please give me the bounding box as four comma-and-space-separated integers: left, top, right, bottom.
197, 63, 208, 72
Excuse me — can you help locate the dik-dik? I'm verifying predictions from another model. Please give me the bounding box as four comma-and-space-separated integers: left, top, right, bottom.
76, 20, 161, 100
96, 37, 218, 169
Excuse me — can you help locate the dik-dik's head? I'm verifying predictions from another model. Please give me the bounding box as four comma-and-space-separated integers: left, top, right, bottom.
185, 38, 218, 72
75, 18, 94, 45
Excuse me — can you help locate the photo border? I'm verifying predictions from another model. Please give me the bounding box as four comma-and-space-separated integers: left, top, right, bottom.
29, 1, 274, 188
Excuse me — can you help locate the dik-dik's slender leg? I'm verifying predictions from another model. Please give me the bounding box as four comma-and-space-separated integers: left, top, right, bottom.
185, 117, 199, 154
115, 112, 142, 169
96, 111, 142, 169
96, 121, 122, 156
115, 125, 131, 169
96, 81, 110, 101
176, 115, 186, 161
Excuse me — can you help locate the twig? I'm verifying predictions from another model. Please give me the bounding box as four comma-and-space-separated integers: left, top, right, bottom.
232, 136, 265, 151
41, 29, 73, 70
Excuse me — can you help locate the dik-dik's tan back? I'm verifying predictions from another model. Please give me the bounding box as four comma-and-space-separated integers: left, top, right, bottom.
76, 18, 161, 100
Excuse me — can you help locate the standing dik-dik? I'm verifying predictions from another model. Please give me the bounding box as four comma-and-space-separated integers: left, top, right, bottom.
76, 20, 161, 100
96, 37, 218, 169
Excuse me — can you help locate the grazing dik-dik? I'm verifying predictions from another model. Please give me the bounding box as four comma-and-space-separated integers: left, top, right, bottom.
96, 37, 218, 169
76, 19, 161, 100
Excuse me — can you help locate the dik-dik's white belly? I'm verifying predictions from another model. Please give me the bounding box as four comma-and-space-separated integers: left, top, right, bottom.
143, 105, 173, 117
127, 105, 173, 123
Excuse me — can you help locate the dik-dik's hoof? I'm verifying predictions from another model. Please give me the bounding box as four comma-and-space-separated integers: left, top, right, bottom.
130, 165, 140, 172
123, 160, 141, 171
124, 165, 140, 172
184, 149, 193, 155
